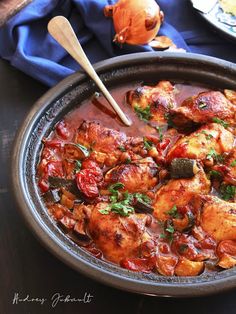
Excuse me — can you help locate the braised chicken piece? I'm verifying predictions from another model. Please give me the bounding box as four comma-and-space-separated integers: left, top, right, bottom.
74, 121, 127, 166
88, 203, 151, 263
171, 91, 235, 127
104, 157, 158, 193
224, 89, 236, 105
166, 123, 234, 164
200, 195, 236, 241
127, 81, 176, 124
217, 240, 236, 269
153, 168, 210, 221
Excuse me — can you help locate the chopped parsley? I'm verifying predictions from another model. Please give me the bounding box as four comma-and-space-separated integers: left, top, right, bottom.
100, 188, 135, 217
108, 182, 124, 203
134, 105, 151, 122
143, 137, 154, 150
164, 112, 175, 128
220, 184, 236, 201
179, 244, 188, 253
156, 126, 163, 142
208, 170, 222, 178
134, 193, 151, 204
160, 220, 175, 243
108, 202, 134, 217
201, 130, 213, 140
206, 148, 224, 163
99, 208, 110, 215
212, 117, 229, 128
198, 101, 207, 109
75, 160, 82, 173
118, 146, 126, 152
206, 148, 217, 160
231, 160, 236, 167
99, 187, 151, 217
125, 158, 132, 164
76, 143, 90, 157
166, 205, 180, 219
166, 224, 175, 234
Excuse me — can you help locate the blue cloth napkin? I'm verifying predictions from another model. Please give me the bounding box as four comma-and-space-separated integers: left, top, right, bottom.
0, 0, 236, 86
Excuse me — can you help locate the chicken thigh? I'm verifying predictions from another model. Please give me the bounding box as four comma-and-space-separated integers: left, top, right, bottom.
166, 123, 234, 163
172, 91, 235, 126
127, 81, 176, 124
88, 203, 150, 263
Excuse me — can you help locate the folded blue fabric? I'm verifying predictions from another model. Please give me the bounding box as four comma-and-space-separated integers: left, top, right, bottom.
0, 0, 235, 86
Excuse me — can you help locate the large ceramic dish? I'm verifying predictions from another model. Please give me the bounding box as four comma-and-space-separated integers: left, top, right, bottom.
12, 52, 236, 297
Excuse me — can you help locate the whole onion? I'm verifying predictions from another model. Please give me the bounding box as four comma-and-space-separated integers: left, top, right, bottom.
104, 0, 164, 45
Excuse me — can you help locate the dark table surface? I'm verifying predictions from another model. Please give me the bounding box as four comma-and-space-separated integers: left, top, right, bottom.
1, 57, 236, 314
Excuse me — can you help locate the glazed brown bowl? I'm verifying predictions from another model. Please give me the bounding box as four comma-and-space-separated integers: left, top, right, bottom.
12, 52, 236, 297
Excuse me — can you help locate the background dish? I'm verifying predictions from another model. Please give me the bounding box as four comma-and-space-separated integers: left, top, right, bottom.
12, 52, 236, 297
190, 0, 236, 41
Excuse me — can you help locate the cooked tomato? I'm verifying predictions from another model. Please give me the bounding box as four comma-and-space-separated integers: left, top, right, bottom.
76, 168, 102, 198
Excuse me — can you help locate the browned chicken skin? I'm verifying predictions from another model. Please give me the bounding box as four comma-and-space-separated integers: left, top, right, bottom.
88, 203, 150, 263
200, 195, 236, 241
127, 81, 176, 124
75, 121, 127, 166
104, 157, 158, 193
153, 168, 210, 221
166, 123, 234, 164
172, 91, 236, 126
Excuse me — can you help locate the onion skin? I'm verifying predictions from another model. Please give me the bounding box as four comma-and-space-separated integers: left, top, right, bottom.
104, 0, 164, 45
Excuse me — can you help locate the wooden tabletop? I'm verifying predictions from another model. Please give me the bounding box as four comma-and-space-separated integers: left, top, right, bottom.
1, 58, 236, 314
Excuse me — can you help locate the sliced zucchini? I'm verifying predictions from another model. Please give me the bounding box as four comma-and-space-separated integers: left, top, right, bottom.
134, 199, 154, 214
170, 158, 199, 179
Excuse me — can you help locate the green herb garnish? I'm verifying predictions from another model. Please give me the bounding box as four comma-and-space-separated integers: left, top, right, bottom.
220, 184, 236, 201
160, 221, 175, 243
164, 112, 175, 128
76, 143, 90, 157
99, 208, 110, 215
166, 205, 180, 218
206, 148, 217, 160
201, 130, 213, 140
108, 182, 124, 203
125, 158, 132, 164
134, 193, 151, 204
156, 126, 163, 142
99, 189, 152, 217
206, 148, 224, 163
212, 117, 229, 128
75, 160, 82, 173
179, 244, 188, 253
100, 189, 135, 217
134, 105, 151, 122
231, 160, 236, 167
109, 203, 134, 217
166, 224, 175, 234
118, 146, 126, 152
143, 137, 154, 150
198, 101, 207, 109
209, 170, 222, 178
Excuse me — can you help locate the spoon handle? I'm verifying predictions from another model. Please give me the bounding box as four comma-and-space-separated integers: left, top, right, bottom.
48, 16, 132, 126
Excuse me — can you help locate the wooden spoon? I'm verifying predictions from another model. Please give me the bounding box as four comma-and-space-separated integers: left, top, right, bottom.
48, 16, 132, 126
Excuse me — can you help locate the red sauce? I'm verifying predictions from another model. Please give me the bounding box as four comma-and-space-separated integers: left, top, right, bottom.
38, 81, 235, 276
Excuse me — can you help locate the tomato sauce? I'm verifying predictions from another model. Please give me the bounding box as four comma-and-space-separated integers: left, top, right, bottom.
38, 81, 236, 276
